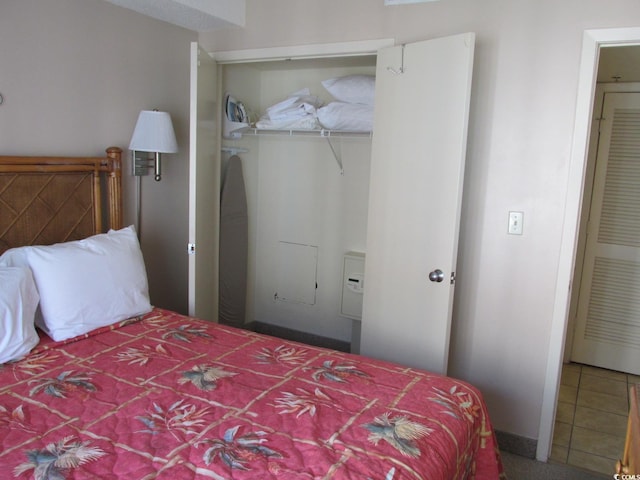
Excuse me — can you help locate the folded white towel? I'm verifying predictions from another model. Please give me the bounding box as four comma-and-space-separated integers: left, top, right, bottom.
257, 88, 322, 130
255, 116, 320, 130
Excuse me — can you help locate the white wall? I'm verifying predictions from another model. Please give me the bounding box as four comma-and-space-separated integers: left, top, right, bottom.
201, 0, 640, 440
0, 0, 196, 313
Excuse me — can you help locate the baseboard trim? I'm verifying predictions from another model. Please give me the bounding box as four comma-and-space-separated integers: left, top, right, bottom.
495, 430, 537, 459
247, 321, 351, 353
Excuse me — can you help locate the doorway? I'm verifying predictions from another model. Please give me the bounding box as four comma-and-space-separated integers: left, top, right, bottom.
538, 28, 640, 462
569, 87, 640, 374
550, 85, 640, 474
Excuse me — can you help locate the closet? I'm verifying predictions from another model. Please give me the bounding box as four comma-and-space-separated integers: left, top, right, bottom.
219, 55, 377, 343
189, 33, 475, 375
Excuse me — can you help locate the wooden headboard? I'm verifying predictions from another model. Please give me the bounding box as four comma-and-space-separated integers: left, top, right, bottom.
0, 147, 122, 254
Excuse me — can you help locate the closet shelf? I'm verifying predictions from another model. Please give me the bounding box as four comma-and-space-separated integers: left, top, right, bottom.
238, 127, 372, 139
230, 128, 372, 175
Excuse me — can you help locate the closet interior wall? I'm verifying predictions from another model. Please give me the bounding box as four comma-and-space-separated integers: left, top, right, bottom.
220, 56, 376, 343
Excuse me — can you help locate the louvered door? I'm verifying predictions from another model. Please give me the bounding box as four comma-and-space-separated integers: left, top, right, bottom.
571, 92, 640, 374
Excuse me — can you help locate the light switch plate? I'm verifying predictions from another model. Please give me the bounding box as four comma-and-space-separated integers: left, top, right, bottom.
508, 211, 524, 235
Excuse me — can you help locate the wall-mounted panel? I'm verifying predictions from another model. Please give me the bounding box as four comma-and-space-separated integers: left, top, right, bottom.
276, 241, 318, 305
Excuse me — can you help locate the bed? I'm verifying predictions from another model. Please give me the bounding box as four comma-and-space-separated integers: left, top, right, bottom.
0, 148, 504, 479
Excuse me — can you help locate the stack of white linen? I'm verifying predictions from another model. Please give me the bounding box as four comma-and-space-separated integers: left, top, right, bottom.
255, 89, 322, 130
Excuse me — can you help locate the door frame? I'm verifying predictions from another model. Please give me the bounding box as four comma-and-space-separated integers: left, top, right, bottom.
198, 38, 390, 314
212, 39, 394, 64
538, 26, 640, 462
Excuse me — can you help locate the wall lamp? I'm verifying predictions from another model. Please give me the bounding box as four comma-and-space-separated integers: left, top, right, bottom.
129, 109, 177, 181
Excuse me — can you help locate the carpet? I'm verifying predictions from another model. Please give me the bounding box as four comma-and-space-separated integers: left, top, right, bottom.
501, 451, 610, 479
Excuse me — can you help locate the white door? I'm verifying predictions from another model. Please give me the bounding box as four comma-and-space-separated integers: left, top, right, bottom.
571, 92, 640, 374
188, 42, 219, 321
360, 33, 475, 375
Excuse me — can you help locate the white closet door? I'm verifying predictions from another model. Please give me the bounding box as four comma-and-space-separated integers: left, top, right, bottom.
188, 42, 219, 321
571, 92, 640, 374
360, 33, 475, 375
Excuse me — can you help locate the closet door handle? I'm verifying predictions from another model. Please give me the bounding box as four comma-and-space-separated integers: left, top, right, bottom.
429, 269, 444, 283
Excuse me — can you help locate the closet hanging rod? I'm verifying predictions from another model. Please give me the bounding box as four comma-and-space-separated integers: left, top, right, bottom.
239, 128, 372, 139
221, 146, 249, 155
234, 128, 374, 175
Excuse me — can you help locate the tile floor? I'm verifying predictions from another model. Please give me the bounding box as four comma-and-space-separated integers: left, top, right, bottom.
551, 362, 640, 476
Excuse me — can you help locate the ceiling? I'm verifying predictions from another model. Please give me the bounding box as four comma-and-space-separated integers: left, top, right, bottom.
102, 0, 245, 31
598, 45, 640, 83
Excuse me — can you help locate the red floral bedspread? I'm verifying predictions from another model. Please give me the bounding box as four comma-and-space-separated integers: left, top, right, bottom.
0, 308, 504, 479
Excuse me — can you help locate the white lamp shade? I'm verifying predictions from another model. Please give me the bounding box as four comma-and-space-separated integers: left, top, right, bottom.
129, 110, 178, 153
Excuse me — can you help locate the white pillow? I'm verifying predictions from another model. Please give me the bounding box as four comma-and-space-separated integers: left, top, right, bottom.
0, 247, 47, 331
321, 75, 376, 106
0, 226, 152, 341
0, 267, 40, 363
318, 102, 374, 132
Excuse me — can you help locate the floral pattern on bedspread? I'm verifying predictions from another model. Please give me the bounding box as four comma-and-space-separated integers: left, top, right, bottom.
0, 308, 504, 479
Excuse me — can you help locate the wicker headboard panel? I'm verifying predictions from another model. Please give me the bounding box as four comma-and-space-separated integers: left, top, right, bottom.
0, 147, 122, 254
